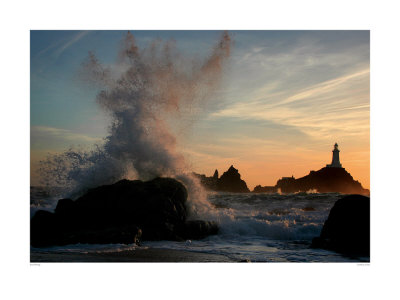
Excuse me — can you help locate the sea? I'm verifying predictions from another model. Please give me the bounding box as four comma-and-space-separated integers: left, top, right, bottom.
30, 187, 368, 262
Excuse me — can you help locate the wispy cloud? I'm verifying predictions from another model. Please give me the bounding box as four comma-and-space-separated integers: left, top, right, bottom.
36, 31, 89, 59
211, 68, 370, 141
53, 31, 89, 58
275, 69, 369, 107
31, 125, 102, 144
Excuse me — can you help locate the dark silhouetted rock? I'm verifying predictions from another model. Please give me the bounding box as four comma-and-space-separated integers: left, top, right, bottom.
276, 167, 369, 195
217, 165, 250, 193
31, 210, 59, 248
55, 198, 75, 215
311, 194, 370, 257
213, 169, 219, 180
31, 177, 218, 247
253, 185, 277, 193
178, 220, 219, 240
192, 172, 218, 191
193, 165, 250, 193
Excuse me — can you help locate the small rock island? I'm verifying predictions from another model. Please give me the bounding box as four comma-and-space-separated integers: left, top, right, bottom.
260, 143, 369, 195
193, 165, 250, 193
197, 143, 369, 195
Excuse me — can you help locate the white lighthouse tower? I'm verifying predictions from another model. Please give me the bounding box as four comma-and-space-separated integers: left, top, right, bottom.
326, 143, 343, 168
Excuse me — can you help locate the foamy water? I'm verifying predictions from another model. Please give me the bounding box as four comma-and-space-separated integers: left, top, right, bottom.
30, 189, 366, 262
143, 192, 365, 262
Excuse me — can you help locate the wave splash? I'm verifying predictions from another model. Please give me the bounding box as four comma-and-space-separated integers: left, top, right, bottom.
206, 192, 341, 240
38, 31, 231, 217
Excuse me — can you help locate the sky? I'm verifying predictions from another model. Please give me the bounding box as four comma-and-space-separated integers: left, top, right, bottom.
30, 30, 370, 189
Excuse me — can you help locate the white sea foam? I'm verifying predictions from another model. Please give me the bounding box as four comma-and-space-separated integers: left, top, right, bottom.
140, 192, 355, 262
205, 192, 341, 240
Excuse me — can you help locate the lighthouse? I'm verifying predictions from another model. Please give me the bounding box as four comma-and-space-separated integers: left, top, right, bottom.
326, 143, 343, 168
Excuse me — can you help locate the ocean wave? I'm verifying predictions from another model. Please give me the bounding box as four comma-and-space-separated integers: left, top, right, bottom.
205, 192, 340, 240
217, 216, 322, 240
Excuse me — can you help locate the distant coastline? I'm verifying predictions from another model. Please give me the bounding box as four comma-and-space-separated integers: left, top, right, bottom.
193, 143, 369, 195
194, 165, 368, 195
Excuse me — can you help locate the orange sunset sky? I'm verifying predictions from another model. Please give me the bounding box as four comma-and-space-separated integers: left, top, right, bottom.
31, 30, 369, 190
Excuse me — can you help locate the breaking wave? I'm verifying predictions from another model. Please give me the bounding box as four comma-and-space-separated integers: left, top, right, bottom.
206, 192, 342, 240
38, 31, 231, 217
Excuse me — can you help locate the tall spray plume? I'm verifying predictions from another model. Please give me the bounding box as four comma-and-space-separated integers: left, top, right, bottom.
39, 31, 231, 217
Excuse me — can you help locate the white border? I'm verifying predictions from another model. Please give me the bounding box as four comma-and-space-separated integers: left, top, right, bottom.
1, 0, 399, 299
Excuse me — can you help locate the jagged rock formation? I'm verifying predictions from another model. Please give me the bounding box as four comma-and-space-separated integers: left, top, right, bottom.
193, 173, 218, 191
193, 165, 250, 193
311, 194, 370, 257
31, 178, 218, 247
276, 167, 369, 195
252, 167, 368, 195
217, 165, 250, 193
195, 163, 368, 195
213, 169, 219, 180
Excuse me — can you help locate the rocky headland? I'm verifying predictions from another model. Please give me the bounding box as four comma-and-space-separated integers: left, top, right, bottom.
265, 167, 369, 195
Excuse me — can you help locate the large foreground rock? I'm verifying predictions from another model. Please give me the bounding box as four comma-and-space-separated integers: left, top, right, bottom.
311, 194, 370, 256
31, 178, 218, 247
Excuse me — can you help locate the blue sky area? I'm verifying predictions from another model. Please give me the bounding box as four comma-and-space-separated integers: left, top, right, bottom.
31, 30, 370, 188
